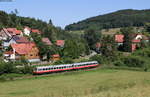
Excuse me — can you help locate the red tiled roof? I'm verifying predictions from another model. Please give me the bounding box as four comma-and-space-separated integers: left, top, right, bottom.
4, 51, 13, 55
6, 28, 22, 35
56, 40, 65, 46
11, 43, 36, 55
132, 39, 141, 43
15, 30, 22, 35
52, 54, 60, 57
31, 29, 41, 34
42, 38, 52, 45
115, 34, 124, 43
7, 28, 16, 32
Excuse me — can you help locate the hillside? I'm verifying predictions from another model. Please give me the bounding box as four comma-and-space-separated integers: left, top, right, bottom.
0, 10, 73, 41
65, 9, 150, 31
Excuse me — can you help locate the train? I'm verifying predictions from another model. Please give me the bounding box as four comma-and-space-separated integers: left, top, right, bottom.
33, 61, 99, 74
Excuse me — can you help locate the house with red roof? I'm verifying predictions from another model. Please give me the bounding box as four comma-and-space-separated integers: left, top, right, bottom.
115, 34, 149, 52
42, 38, 52, 45
51, 54, 60, 61
23, 27, 42, 36
2, 36, 29, 49
115, 34, 124, 45
4, 42, 40, 62
31, 29, 42, 34
0, 28, 23, 41
56, 40, 65, 47
23, 26, 31, 36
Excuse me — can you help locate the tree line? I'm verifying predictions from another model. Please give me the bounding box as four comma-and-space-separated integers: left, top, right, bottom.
65, 9, 150, 31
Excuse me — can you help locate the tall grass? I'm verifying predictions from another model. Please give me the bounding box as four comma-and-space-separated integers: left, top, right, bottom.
0, 69, 150, 97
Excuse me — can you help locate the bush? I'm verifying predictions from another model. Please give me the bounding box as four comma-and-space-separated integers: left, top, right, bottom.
3, 62, 17, 73
133, 48, 150, 57
19, 65, 33, 74
54, 57, 74, 65
90, 55, 106, 64
123, 56, 146, 68
113, 60, 125, 66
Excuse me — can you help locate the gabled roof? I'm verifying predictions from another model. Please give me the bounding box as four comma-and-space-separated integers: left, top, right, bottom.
52, 54, 60, 57
11, 43, 36, 55
31, 29, 42, 34
13, 36, 29, 43
115, 34, 124, 43
56, 40, 65, 46
132, 39, 141, 43
6, 28, 22, 35
42, 38, 52, 45
4, 51, 13, 55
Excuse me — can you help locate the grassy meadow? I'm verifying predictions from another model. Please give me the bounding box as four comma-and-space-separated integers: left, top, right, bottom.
0, 68, 150, 97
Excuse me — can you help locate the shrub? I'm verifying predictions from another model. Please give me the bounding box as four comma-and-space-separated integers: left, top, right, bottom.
122, 56, 146, 68
3, 62, 17, 73
19, 65, 33, 74
54, 57, 74, 65
133, 48, 150, 57
90, 55, 106, 64
0, 62, 5, 75
113, 60, 125, 66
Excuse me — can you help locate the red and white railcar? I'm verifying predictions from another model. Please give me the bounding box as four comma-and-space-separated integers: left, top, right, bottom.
33, 61, 99, 74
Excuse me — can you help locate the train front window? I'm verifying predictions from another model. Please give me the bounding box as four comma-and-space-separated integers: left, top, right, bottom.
34, 68, 37, 71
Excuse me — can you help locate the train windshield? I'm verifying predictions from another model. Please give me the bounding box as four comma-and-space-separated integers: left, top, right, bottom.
33, 68, 37, 71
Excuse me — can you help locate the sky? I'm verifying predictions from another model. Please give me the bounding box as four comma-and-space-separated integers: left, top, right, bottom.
0, 0, 150, 28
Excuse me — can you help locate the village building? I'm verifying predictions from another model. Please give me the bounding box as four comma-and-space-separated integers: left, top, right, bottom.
115, 34, 149, 52
56, 40, 65, 47
4, 42, 40, 62
115, 34, 124, 45
23, 27, 31, 36
2, 36, 29, 49
51, 54, 60, 61
23, 27, 42, 36
0, 28, 23, 41
31, 29, 42, 34
42, 38, 52, 45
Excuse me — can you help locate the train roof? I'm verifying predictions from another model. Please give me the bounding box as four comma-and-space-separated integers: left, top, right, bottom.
35, 61, 98, 69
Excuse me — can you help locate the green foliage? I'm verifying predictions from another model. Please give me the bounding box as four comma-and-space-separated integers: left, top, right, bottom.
84, 28, 101, 49
66, 9, 150, 31
63, 39, 80, 59
101, 35, 117, 59
0, 62, 18, 75
145, 22, 150, 32
54, 57, 73, 65
31, 33, 56, 60
19, 65, 33, 74
121, 27, 134, 52
113, 60, 125, 66
63, 38, 89, 59
133, 47, 150, 57
90, 55, 105, 64
122, 56, 147, 68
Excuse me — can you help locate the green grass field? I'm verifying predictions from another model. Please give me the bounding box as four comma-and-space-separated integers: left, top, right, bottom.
0, 69, 150, 97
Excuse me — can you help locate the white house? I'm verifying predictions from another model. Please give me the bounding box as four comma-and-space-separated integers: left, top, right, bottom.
23, 27, 31, 36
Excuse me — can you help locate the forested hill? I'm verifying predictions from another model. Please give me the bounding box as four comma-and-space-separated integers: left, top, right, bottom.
65, 9, 150, 31
0, 10, 71, 41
